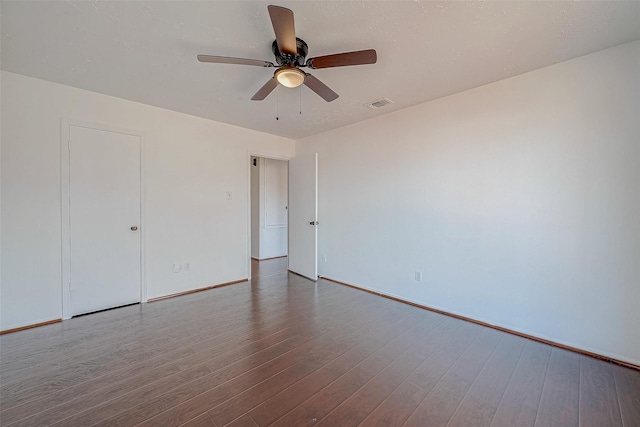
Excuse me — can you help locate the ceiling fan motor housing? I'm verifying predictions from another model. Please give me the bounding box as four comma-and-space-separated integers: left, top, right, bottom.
272, 37, 308, 67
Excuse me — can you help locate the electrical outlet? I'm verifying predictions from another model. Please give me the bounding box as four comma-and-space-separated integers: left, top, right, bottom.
226, 191, 233, 200
321, 254, 327, 263
184, 262, 191, 272
414, 270, 422, 282
173, 263, 181, 273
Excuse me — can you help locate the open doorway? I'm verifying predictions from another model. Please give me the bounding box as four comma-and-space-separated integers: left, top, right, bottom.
250, 156, 289, 276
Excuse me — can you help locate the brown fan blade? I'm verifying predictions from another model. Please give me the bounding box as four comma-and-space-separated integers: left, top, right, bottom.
303, 73, 338, 102
251, 77, 278, 101
307, 49, 377, 69
197, 55, 274, 67
268, 5, 297, 55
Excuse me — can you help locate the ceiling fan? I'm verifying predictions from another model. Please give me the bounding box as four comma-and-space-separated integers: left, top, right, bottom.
197, 5, 377, 102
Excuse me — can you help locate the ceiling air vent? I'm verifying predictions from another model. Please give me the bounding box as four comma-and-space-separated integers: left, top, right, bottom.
366, 98, 394, 109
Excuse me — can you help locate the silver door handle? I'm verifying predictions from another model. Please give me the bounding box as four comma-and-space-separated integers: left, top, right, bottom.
309, 221, 319, 226
131, 226, 138, 231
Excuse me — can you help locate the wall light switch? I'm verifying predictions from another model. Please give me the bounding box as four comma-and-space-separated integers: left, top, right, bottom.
414, 271, 422, 282
226, 191, 233, 200
173, 263, 181, 273
184, 262, 191, 271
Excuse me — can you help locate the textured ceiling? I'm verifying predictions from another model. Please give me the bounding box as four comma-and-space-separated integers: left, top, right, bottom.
2, 1, 639, 139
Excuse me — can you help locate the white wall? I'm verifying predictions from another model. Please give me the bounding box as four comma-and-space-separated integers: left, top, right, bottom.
0, 71, 294, 330
251, 157, 288, 259
295, 40, 640, 365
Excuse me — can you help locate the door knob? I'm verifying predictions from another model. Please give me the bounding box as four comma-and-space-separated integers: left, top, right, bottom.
131, 226, 138, 231
309, 221, 319, 226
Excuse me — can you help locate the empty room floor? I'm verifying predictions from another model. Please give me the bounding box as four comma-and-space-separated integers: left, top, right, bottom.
1, 258, 639, 426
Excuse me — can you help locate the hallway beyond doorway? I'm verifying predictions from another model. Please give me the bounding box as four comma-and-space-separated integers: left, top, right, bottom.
251, 256, 288, 279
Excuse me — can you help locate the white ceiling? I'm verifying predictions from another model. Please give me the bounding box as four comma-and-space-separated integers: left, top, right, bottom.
2, 1, 639, 139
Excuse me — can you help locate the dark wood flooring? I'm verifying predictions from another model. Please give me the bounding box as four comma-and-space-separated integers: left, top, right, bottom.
1, 257, 638, 426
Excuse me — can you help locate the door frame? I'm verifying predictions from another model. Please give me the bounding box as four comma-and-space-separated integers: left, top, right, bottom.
60, 118, 146, 319
246, 150, 292, 279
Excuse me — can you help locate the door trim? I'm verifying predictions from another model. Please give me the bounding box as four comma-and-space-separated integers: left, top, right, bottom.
60, 118, 146, 319
246, 151, 292, 279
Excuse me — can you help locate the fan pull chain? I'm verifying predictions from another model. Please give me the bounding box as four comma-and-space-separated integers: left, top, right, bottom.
276, 85, 279, 121
299, 86, 302, 115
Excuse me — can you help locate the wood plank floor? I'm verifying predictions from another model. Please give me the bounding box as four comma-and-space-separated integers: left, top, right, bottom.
1, 258, 638, 427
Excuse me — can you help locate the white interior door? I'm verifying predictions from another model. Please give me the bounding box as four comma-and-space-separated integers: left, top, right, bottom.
69, 125, 141, 316
288, 152, 318, 280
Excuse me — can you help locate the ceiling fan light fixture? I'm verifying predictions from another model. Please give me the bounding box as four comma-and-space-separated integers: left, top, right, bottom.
197, 5, 376, 102
275, 67, 305, 88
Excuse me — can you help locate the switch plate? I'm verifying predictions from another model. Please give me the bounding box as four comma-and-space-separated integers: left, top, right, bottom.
184, 262, 191, 272
321, 255, 327, 263
414, 270, 422, 281
173, 263, 181, 273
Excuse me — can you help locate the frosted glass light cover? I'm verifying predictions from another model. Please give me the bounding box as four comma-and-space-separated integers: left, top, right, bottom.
275, 68, 305, 88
